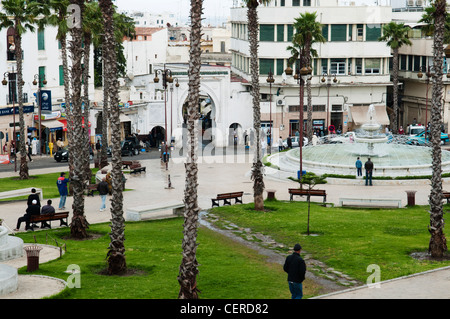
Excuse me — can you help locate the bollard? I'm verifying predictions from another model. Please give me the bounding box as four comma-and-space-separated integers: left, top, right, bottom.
405, 190, 417, 206
24, 245, 43, 272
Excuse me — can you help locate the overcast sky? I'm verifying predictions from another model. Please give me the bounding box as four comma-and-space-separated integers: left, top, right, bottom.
115, 0, 234, 25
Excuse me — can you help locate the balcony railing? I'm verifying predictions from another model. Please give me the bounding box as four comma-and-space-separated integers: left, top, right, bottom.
6, 93, 28, 105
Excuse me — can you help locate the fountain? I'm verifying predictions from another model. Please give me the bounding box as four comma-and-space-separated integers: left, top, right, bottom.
0, 225, 23, 296
268, 104, 450, 178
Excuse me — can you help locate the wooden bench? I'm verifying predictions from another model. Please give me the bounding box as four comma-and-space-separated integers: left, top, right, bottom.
339, 197, 402, 208
130, 163, 146, 174
443, 192, 450, 204
122, 160, 139, 169
289, 188, 327, 203
29, 212, 69, 231
126, 202, 184, 221
0, 188, 43, 201
211, 192, 244, 207
86, 183, 99, 197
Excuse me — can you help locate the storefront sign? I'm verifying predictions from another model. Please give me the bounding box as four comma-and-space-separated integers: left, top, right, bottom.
0, 105, 34, 116
39, 90, 52, 112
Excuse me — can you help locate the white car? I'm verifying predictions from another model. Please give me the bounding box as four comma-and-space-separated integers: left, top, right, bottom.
282, 136, 308, 148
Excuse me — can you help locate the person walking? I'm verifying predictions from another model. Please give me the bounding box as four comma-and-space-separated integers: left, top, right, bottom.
355, 157, 362, 177
287, 135, 292, 149
278, 136, 283, 152
283, 243, 306, 299
57, 172, 69, 209
364, 158, 374, 186
97, 177, 109, 212
25, 142, 32, 162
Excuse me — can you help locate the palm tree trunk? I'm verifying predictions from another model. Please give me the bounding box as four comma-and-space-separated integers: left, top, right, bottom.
178, 0, 203, 299
100, 43, 109, 169
248, 4, 265, 211
69, 0, 89, 239
83, 33, 92, 184
99, 0, 127, 275
428, 0, 447, 258
392, 48, 399, 134
14, 26, 28, 180
305, 48, 313, 143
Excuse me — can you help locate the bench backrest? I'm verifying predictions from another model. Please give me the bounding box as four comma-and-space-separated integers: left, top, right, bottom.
30, 212, 69, 221
289, 188, 325, 195
217, 192, 243, 199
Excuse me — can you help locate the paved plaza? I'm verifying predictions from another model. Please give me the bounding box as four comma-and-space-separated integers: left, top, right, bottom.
1, 149, 450, 299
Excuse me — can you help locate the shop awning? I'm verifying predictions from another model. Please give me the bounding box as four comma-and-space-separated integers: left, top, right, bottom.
58, 118, 91, 131
349, 104, 390, 126
40, 120, 64, 131
120, 114, 132, 122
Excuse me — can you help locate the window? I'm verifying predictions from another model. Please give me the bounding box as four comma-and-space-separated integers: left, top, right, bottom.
322, 25, 328, 41
414, 56, 421, 72
331, 25, 347, 41
313, 105, 326, 112
321, 59, 328, 74
366, 24, 381, 41
356, 58, 362, 74
303, 0, 311, 6
356, 24, 364, 41
287, 25, 294, 42
277, 25, 284, 42
259, 59, 274, 75
220, 41, 226, 53
59, 65, 64, 86
277, 59, 284, 75
365, 58, 380, 74
292, 0, 300, 6
7, 73, 17, 104
280, 0, 285, 6
330, 58, 346, 75
260, 24, 274, 41
400, 55, 407, 70
38, 29, 45, 50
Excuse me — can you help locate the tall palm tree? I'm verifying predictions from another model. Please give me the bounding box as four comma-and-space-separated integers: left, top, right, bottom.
68, 0, 89, 239
428, 0, 447, 258
99, 0, 126, 275
379, 22, 411, 134
290, 12, 325, 143
178, 0, 203, 299
0, 0, 43, 180
244, 0, 272, 212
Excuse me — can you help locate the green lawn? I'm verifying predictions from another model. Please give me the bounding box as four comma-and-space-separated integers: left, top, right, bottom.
210, 201, 450, 283
15, 219, 292, 299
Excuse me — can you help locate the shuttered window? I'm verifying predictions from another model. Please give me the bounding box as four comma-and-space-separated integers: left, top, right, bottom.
277, 25, 284, 42
366, 24, 381, 41
260, 24, 274, 42
331, 25, 346, 41
259, 59, 274, 75
38, 29, 45, 50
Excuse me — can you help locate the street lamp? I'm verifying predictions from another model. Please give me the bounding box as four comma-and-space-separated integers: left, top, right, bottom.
417, 66, 432, 140
2, 68, 17, 172
266, 69, 274, 155
321, 72, 337, 134
154, 65, 174, 189
32, 73, 47, 155
286, 64, 312, 182
170, 77, 179, 151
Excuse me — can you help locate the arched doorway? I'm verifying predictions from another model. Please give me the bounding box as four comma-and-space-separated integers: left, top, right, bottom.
229, 123, 243, 146
182, 93, 215, 146
149, 126, 165, 148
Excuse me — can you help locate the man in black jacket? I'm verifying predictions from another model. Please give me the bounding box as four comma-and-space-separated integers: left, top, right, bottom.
97, 177, 109, 212
14, 199, 40, 231
283, 243, 306, 299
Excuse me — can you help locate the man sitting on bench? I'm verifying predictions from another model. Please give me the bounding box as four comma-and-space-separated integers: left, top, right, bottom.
14, 199, 40, 231
40, 199, 56, 228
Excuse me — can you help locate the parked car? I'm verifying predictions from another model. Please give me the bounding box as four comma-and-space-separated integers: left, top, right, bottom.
406, 131, 450, 146
54, 147, 94, 162
406, 125, 425, 137
282, 136, 308, 148
121, 140, 140, 156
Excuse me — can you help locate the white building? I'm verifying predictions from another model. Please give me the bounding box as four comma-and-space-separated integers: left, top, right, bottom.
0, 23, 95, 154
230, 0, 393, 137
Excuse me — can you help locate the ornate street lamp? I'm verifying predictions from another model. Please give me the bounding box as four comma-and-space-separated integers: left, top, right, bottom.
2, 69, 17, 172
33, 73, 47, 155
266, 69, 275, 155
321, 72, 337, 134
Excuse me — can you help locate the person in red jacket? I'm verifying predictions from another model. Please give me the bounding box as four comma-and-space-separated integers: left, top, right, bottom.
283, 243, 307, 299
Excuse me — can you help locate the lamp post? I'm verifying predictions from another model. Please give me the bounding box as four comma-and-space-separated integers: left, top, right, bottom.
32, 73, 47, 156
417, 66, 432, 141
321, 72, 337, 134
170, 78, 179, 150
287, 65, 312, 182
266, 69, 274, 155
154, 65, 174, 189
2, 68, 16, 172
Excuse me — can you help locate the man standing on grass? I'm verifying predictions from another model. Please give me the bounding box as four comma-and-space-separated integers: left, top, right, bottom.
57, 172, 69, 210
283, 243, 306, 299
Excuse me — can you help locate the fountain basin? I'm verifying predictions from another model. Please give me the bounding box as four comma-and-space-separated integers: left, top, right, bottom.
0, 226, 24, 261
271, 143, 450, 177
0, 264, 18, 296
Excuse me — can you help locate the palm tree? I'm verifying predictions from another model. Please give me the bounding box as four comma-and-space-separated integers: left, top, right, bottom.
428, 0, 447, 258
290, 12, 325, 143
378, 22, 411, 134
243, 0, 272, 212
99, 0, 127, 275
177, 0, 203, 299
68, 0, 89, 239
0, 0, 44, 180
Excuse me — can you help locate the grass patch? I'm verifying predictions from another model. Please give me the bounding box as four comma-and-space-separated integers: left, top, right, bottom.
14, 219, 292, 299
210, 201, 450, 283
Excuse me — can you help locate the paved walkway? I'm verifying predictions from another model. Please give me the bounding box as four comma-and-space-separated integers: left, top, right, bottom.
0, 151, 449, 298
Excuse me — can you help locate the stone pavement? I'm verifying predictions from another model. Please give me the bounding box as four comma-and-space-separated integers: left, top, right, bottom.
0, 151, 449, 299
